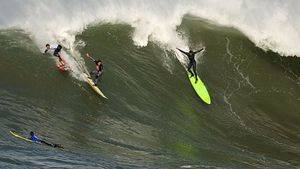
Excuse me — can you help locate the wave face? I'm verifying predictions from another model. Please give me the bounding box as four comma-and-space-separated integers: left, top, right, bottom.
0, 1, 300, 169
1, 0, 300, 56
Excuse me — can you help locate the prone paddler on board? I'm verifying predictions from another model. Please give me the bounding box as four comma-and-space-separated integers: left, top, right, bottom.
44, 43, 67, 70
176, 47, 204, 83
29, 131, 63, 149
86, 53, 104, 86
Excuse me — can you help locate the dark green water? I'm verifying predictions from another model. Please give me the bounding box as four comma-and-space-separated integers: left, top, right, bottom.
0, 17, 299, 168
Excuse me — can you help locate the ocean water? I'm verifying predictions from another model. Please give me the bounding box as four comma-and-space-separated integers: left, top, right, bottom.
0, 1, 299, 168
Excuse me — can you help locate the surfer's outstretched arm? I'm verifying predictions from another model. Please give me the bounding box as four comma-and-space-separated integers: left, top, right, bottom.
194, 48, 204, 54
44, 48, 54, 54
86, 53, 96, 62
176, 48, 189, 56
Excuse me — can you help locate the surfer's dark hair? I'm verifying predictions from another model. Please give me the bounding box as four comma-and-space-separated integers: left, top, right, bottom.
30, 131, 34, 136
46, 44, 50, 47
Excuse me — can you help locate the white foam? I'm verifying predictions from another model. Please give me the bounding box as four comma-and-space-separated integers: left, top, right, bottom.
0, 0, 299, 65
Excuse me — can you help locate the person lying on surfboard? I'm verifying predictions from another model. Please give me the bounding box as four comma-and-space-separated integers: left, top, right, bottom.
86, 53, 104, 86
44, 44, 66, 68
176, 47, 204, 83
29, 131, 63, 148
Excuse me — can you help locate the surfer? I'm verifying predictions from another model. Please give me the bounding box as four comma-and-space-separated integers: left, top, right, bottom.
44, 44, 65, 67
176, 47, 204, 82
86, 53, 103, 86
29, 131, 63, 149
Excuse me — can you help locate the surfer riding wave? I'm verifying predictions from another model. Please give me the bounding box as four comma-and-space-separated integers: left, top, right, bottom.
176, 47, 204, 83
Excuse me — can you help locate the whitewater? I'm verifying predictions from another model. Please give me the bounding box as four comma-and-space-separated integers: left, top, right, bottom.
1, 0, 300, 56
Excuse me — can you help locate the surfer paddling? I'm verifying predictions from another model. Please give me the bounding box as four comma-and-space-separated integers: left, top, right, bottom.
176, 47, 204, 83
44, 44, 66, 69
86, 53, 104, 86
29, 131, 63, 149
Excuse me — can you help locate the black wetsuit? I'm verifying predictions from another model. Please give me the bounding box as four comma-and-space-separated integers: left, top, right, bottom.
44, 44, 63, 61
41, 140, 62, 148
177, 48, 203, 80
90, 60, 103, 85
53, 45, 62, 57
29, 134, 63, 148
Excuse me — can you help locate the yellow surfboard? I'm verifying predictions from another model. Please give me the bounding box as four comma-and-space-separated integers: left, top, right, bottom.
10, 131, 35, 143
83, 73, 108, 99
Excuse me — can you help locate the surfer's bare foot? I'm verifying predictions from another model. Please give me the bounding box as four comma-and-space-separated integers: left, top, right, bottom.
195, 78, 198, 83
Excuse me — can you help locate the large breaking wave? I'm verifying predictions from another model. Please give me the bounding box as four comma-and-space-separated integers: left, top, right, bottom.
1, 0, 299, 57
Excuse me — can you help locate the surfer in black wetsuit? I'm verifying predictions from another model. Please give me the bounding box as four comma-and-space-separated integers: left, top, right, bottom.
29, 131, 63, 149
44, 44, 63, 61
44, 44, 65, 67
176, 47, 204, 82
86, 53, 103, 86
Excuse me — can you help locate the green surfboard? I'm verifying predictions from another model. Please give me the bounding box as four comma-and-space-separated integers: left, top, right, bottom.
187, 72, 211, 104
